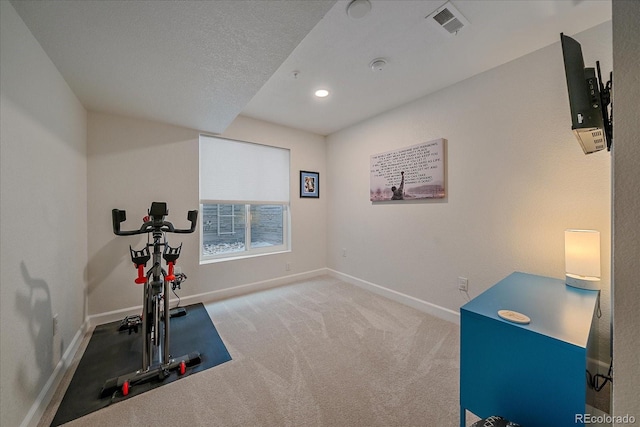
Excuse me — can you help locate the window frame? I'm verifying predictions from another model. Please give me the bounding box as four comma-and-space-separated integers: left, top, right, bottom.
216, 204, 239, 235
199, 201, 290, 263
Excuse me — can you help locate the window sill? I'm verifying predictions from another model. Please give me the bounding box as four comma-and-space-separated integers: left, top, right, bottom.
200, 249, 291, 265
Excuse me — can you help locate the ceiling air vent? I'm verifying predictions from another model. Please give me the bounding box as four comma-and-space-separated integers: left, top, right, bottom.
426, 1, 470, 36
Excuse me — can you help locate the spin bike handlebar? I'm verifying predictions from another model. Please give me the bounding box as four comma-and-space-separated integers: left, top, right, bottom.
112, 202, 198, 236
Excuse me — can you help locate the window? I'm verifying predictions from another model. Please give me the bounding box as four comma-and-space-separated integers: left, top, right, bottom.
199, 135, 290, 261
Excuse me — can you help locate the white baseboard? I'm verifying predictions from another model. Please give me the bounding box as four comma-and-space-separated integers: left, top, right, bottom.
327, 269, 460, 325
87, 268, 461, 328
181, 268, 330, 305
87, 268, 330, 327
20, 320, 90, 427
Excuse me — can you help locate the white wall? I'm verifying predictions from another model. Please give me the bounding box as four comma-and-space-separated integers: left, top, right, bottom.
87, 112, 326, 316
0, 2, 88, 426
86, 113, 200, 314
326, 23, 612, 356
611, 0, 640, 421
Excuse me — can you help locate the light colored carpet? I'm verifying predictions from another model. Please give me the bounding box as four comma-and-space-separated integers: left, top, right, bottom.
40, 275, 470, 426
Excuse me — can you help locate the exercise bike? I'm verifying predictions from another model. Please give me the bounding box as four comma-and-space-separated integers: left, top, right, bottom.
101, 202, 200, 397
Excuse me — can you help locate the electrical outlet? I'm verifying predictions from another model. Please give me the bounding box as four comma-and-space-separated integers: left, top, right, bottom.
342, 248, 347, 257
285, 262, 291, 271
458, 277, 468, 292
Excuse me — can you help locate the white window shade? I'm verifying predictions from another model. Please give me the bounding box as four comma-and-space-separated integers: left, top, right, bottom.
200, 135, 290, 203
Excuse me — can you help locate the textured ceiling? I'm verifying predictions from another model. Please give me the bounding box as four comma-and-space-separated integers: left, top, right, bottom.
10, 0, 336, 134
11, 0, 611, 137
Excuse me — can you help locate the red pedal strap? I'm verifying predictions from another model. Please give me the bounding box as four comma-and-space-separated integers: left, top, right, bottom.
165, 262, 175, 282
134, 265, 146, 284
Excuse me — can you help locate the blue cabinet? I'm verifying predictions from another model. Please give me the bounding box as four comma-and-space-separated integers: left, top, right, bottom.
460, 272, 599, 427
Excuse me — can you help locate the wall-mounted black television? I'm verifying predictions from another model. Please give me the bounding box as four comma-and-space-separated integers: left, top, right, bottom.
560, 33, 612, 154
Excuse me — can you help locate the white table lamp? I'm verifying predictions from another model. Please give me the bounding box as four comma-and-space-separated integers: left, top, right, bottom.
565, 229, 601, 290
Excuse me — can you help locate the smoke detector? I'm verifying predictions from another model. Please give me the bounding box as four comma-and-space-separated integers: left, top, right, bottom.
369, 58, 387, 72
426, 1, 470, 36
346, 0, 371, 20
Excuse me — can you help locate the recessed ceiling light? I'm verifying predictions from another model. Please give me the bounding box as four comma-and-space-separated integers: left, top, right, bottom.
315, 89, 329, 98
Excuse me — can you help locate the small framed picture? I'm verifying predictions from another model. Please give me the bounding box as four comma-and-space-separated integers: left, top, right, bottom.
300, 171, 319, 198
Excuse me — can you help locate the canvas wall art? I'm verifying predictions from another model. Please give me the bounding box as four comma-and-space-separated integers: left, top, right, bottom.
370, 139, 446, 201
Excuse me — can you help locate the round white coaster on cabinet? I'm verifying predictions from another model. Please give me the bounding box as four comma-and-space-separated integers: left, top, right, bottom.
497, 309, 531, 324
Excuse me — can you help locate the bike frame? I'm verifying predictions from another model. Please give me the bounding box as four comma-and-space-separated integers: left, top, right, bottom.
142, 226, 171, 369
103, 202, 199, 396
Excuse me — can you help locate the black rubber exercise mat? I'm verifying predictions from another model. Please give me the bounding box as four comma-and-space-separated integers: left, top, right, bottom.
51, 303, 231, 426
